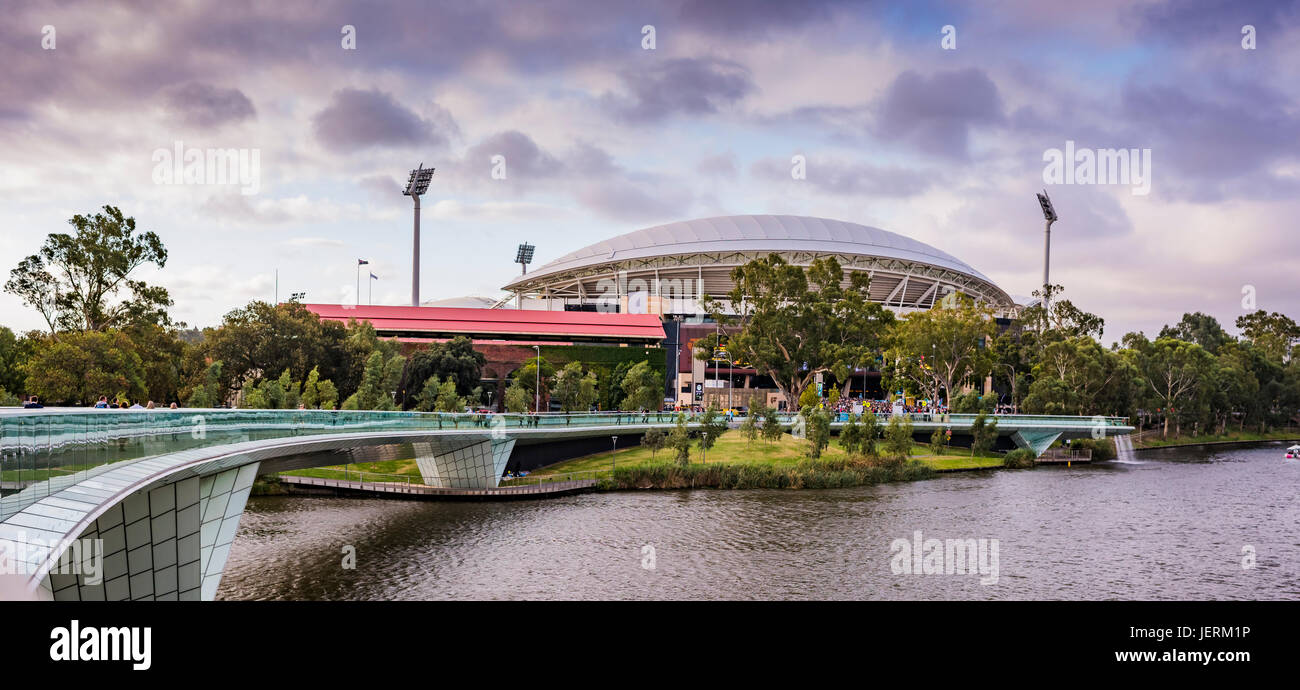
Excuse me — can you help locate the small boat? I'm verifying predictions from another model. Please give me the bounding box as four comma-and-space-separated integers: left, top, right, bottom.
1286, 445, 1300, 459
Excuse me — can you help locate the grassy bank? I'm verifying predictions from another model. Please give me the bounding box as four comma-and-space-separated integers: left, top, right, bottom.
527, 429, 1005, 478
1134, 429, 1300, 449
273, 429, 1009, 491
598, 456, 935, 490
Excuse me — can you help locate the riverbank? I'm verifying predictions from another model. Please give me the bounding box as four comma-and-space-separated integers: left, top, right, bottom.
1133, 429, 1300, 450
275, 430, 1010, 491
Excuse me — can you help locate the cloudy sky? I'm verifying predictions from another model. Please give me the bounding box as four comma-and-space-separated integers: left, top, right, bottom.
1, 0, 1297, 344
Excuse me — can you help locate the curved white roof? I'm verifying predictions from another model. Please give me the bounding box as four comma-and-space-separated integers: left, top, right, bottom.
506, 215, 997, 288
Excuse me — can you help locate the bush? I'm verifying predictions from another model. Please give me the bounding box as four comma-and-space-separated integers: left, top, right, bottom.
929, 427, 946, 455
1003, 448, 1037, 469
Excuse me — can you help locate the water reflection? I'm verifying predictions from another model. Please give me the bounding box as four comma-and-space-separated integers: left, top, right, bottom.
219, 444, 1300, 600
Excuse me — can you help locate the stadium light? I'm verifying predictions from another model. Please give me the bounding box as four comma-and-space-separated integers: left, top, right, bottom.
515, 242, 535, 274
1035, 190, 1058, 308
403, 164, 435, 306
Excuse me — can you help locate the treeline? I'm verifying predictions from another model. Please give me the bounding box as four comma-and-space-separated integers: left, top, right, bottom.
709, 254, 1300, 441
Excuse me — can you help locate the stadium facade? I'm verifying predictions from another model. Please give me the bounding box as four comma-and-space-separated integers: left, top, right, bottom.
501, 215, 1018, 319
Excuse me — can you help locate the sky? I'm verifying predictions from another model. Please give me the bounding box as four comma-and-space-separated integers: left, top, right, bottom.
1, 0, 1298, 345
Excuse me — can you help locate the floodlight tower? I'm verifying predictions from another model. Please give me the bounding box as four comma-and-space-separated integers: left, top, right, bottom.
514, 242, 535, 309
402, 164, 435, 306
1036, 190, 1058, 309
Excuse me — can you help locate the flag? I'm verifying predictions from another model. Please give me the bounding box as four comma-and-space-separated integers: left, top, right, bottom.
358, 259, 369, 266
369, 272, 378, 280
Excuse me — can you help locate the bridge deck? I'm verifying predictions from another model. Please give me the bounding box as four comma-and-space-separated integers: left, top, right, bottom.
277, 475, 597, 500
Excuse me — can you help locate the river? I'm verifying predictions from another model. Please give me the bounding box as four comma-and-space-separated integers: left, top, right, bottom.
217, 443, 1300, 600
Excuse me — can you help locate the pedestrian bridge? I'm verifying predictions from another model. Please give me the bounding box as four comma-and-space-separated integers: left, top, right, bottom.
0, 408, 1130, 601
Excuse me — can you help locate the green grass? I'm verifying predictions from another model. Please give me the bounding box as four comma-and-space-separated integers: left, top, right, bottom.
527, 429, 1004, 477
268, 429, 1007, 490
1135, 429, 1300, 449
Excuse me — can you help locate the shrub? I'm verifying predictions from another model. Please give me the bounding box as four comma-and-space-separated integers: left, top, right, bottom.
1003, 448, 1037, 469
929, 427, 946, 455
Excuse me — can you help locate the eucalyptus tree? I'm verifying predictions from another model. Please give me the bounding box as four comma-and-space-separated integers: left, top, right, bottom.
884, 292, 997, 407
705, 254, 894, 412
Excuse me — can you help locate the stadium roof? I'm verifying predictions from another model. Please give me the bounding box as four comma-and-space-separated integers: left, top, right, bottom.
504, 214, 998, 290
304, 304, 665, 344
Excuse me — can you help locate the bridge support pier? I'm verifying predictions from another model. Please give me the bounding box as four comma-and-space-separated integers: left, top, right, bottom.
1011, 431, 1062, 457
412, 438, 515, 489
44, 463, 260, 602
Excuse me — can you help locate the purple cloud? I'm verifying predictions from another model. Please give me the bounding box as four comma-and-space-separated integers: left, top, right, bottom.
312, 88, 455, 153
603, 57, 754, 123
164, 82, 255, 128
874, 69, 1005, 159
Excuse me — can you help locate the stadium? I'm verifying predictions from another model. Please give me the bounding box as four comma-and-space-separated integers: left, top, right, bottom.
311, 214, 1020, 410
501, 215, 1018, 319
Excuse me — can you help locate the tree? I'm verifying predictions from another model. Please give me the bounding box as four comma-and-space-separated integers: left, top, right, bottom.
22, 330, 147, 405
885, 292, 997, 408
929, 427, 946, 456
707, 254, 895, 411
642, 427, 667, 458
434, 378, 466, 412
668, 413, 692, 465
1159, 312, 1232, 354
1018, 284, 1105, 343
186, 361, 223, 408
1127, 337, 1215, 438
512, 357, 555, 411
341, 351, 405, 410
761, 405, 783, 444
805, 408, 831, 458
859, 411, 880, 457
839, 413, 861, 454
884, 415, 913, 460
414, 376, 443, 412
396, 336, 485, 409
315, 379, 339, 410
1235, 310, 1299, 363
969, 412, 998, 456
4, 205, 172, 334
1023, 337, 1134, 416
798, 385, 820, 412
620, 360, 662, 411
698, 404, 727, 452
552, 361, 598, 412
504, 381, 531, 413
740, 408, 759, 445
300, 366, 341, 409
206, 301, 348, 397
0, 326, 36, 396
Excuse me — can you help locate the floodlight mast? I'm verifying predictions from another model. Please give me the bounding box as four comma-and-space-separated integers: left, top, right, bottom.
1036, 190, 1058, 310
514, 242, 535, 309
402, 164, 435, 306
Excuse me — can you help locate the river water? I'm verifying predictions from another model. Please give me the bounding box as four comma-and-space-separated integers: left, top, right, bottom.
217, 443, 1300, 600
